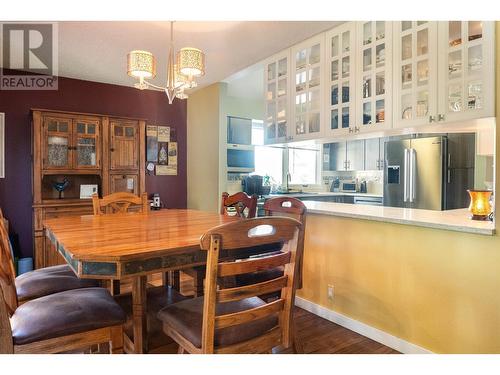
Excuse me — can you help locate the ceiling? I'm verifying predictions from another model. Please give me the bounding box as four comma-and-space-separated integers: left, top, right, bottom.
46, 21, 342, 92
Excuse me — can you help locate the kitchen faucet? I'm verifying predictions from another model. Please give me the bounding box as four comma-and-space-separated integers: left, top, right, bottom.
285, 171, 291, 192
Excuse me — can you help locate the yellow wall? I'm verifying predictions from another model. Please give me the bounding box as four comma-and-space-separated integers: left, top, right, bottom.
297, 23, 500, 353
187, 83, 221, 212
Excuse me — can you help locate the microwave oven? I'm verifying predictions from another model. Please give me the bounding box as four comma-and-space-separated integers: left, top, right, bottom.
227, 144, 255, 172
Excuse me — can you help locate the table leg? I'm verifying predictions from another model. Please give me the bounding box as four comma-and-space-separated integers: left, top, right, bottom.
132, 275, 147, 354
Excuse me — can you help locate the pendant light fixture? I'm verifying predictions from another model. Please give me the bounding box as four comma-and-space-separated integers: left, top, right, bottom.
127, 21, 205, 104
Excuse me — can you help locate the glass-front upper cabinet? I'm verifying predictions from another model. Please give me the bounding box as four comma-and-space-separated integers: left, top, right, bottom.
325, 23, 357, 137
356, 21, 393, 132
42, 115, 101, 171
437, 21, 494, 122
264, 50, 290, 144
43, 116, 72, 170
291, 34, 325, 142
73, 119, 100, 169
393, 21, 438, 128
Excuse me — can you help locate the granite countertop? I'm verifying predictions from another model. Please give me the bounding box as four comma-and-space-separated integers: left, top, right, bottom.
303, 201, 495, 236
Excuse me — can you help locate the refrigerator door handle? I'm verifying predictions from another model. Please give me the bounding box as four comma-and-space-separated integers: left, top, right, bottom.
410, 148, 416, 202
403, 148, 409, 203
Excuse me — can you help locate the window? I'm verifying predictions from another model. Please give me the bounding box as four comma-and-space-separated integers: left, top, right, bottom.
252, 120, 283, 186
288, 147, 319, 185
254, 145, 283, 185
252, 120, 319, 188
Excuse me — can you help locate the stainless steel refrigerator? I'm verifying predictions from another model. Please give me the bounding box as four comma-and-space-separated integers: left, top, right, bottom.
383, 134, 475, 210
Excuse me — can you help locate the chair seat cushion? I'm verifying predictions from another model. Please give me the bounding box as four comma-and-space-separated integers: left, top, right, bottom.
157, 296, 278, 349
11, 287, 126, 346
114, 285, 189, 347
15, 264, 100, 303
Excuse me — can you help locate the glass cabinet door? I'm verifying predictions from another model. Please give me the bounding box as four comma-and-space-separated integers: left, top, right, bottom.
73, 119, 100, 169
43, 116, 72, 170
394, 21, 437, 128
264, 50, 289, 144
326, 23, 356, 136
291, 34, 324, 141
357, 21, 392, 131
437, 21, 494, 122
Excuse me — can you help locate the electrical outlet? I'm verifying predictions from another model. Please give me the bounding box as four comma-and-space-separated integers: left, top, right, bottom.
327, 284, 334, 301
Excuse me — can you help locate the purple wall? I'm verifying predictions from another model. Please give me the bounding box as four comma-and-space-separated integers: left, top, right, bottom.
0, 69, 187, 258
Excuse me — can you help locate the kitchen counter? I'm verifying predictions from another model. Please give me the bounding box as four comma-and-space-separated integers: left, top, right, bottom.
303, 201, 495, 235
263, 192, 383, 199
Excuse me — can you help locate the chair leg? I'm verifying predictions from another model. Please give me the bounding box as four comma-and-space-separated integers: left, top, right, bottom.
112, 280, 121, 295
193, 269, 204, 297
167, 271, 181, 292
109, 326, 124, 354
98, 342, 110, 354
178, 345, 185, 354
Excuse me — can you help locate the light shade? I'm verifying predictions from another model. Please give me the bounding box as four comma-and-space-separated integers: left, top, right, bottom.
467, 189, 493, 220
127, 50, 156, 79
177, 47, 205, 77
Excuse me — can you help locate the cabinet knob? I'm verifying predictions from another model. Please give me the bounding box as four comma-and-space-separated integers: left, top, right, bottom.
349, 128, 353, 133
355, 126, 360, 132
438, 114, 445, 122
110, 148, 115, 152
429, 115, 436, 123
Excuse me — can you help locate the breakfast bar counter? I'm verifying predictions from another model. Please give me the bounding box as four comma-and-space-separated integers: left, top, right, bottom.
302, 201, 495, 235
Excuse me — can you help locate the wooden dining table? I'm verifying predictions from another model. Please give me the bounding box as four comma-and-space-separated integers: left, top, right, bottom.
43, 209, 239, 354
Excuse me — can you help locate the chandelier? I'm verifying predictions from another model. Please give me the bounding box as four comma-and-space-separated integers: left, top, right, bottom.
127, 21, 205, 104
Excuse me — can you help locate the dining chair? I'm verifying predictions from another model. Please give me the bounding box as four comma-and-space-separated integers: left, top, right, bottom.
0, 209, 99, 305
235, 197, 307, 292
220, 191, 258, 218
92, 192, 150, 296
158, 216, 302, 354
180, 192, 259, 297
92, 192, 149, 215
91, 192, 190, 352
0, 221, 126, 354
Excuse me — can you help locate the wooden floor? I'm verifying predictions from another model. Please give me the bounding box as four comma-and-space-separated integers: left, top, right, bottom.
140, 273, 400, 354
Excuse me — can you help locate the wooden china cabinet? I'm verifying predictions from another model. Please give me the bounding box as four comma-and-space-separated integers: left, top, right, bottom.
32, 109, 146, 269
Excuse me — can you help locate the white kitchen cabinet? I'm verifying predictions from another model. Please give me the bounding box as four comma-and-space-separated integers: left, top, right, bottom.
264, 49, 291, 144
437, 21, 495, 123
290, 34, 325, 142
393, 21, 494, 128
324, 22, 357, 137
393, 21, 438, 128
356, 21, 393, 133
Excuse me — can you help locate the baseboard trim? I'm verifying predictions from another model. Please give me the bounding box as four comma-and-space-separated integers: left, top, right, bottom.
295, 296, 433, 354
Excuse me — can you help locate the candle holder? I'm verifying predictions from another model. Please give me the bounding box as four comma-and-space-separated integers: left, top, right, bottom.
467, 189, 493, 221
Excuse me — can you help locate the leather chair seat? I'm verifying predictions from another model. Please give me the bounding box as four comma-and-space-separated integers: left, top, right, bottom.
11, 287, 126, 346
114, 285, 189, 348
157, 296, 278, 349
15, 264, 100, 303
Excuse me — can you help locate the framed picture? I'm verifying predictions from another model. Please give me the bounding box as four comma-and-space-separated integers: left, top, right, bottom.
0, 113, 4, 178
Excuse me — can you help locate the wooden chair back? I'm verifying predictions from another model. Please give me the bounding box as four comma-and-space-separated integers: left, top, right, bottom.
0, 218, 17, 317
199, 216, 301, 353
263, 197, 307, 289
220, 192, 257, 218
92, 192, 149, 215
